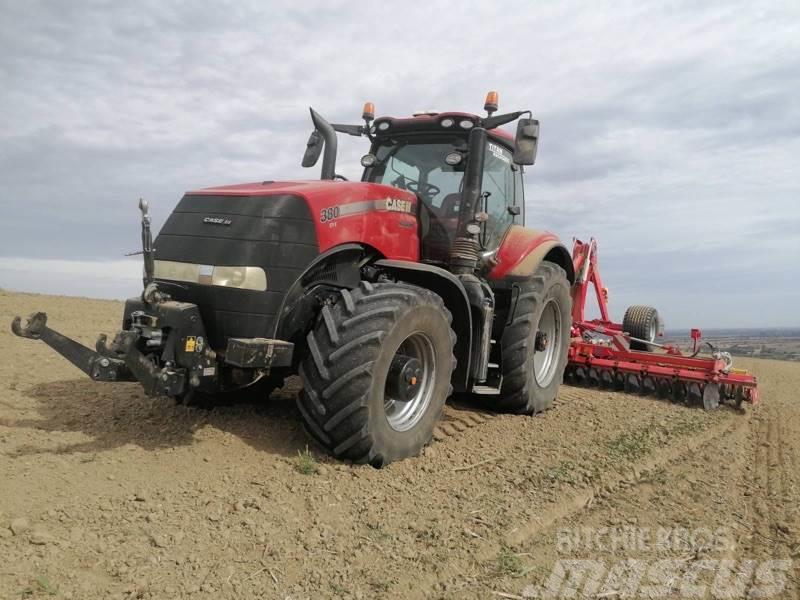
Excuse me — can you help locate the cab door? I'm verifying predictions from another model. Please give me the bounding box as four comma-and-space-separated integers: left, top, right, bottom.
480, 141, 522, 251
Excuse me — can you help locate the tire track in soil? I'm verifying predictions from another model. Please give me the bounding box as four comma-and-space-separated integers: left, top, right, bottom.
433, 402, 497, 440
499, 405, 750, 550
744, 397, 799, 599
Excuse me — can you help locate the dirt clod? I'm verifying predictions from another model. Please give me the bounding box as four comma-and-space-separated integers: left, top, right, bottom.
10, 517, 29, 536
28, 524, 53, 545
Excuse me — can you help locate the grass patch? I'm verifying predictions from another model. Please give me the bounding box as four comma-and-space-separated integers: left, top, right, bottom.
295, 446, 318, 475
330, 582, 346, 596
365, 522, 392, 543
19, 575, 58, 597
544, 460, 578, 485
668, 418, 705, 437
496, 545, 526, 578
607, 428, 652, 462
369, 580, 391, 593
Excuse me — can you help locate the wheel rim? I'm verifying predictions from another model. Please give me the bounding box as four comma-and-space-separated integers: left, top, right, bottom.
647, 319, 656, 342
384, 331, 436, 432
533, 299, 562, 387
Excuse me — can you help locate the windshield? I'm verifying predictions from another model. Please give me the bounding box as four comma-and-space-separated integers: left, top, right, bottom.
364, 136, 467, 209
363, 134, 519, 263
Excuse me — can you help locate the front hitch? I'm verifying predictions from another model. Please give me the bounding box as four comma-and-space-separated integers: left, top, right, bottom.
11, 312, 132, 382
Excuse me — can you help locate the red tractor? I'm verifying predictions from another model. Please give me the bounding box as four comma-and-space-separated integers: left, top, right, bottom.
13, 93, 578, 466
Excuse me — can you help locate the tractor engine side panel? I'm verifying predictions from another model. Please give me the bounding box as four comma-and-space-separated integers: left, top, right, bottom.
300, 182, 420, 262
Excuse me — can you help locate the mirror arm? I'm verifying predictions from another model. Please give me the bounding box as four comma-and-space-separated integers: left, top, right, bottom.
332, 123, 365, 137
482, 110, 530, 130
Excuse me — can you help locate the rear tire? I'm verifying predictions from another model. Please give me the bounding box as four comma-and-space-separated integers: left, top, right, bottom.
298, 281, 456, 466
497, 262, 572, 414
623, 305, 660, 351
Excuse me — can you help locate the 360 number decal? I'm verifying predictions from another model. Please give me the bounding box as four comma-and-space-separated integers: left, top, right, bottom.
320, 206, 340, 223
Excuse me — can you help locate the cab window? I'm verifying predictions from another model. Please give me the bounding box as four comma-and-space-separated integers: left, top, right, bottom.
481, 141, 516, 249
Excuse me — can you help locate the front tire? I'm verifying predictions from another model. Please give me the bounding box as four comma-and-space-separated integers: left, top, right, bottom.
497, 263, 572, 414
298, 281, 456, 466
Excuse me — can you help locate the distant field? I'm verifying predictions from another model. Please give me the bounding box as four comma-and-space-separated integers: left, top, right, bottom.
664, 328, 800, 362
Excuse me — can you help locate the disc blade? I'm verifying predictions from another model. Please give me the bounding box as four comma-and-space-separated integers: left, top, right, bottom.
624, 373, 641, 394
671, 381, 686, 403
702, 382, 720, 410
614, 371, 625, 391
688, 383, 702, 405
600, 369, 614, 389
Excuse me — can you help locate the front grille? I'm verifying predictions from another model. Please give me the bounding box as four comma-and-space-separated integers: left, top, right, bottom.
154, 193, 319, 349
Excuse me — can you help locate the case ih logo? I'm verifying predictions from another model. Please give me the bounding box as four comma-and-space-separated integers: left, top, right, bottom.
203, 217, 232, 226
319, 198, 414, 224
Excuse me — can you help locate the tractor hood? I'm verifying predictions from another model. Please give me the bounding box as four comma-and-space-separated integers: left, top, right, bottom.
188, 180, 419, 259
153, 180, 419, 349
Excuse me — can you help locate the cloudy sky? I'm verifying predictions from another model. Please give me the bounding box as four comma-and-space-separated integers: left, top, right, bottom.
1, 1, 798, 327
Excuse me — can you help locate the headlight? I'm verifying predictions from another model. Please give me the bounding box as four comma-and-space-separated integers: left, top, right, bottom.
440, 118, 454, 128
211, 266, 267, 291
459, 119, 474, 129
153, 260, 199, 283
153, 260, 267, 291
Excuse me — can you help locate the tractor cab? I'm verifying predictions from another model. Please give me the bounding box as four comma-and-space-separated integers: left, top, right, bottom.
359, 116, 525, 265
302, 92, 541, 274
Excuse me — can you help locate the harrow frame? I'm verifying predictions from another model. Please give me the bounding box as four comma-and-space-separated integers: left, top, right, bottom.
566, 239, 759, 409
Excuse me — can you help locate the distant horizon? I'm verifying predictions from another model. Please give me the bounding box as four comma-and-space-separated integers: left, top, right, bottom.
3, 281, 798, 332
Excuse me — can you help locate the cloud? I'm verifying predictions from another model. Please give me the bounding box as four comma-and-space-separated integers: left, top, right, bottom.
1, 0, 798, 327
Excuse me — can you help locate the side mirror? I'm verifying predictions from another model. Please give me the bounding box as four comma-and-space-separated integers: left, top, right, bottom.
513, 118, 539, 165
301, 130, 323, 168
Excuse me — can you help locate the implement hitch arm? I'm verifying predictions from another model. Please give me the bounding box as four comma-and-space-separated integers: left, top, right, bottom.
11, 312, 134, 382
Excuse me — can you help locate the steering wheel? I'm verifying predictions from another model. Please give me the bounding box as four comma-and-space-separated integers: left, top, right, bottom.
405, 180, 441, 197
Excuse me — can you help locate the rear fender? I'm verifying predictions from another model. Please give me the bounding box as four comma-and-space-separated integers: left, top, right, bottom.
488, 225, 575, 284
374, 259, 472, 392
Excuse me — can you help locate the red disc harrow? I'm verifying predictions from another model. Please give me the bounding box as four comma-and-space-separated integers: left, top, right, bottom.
566, 239, 758, 409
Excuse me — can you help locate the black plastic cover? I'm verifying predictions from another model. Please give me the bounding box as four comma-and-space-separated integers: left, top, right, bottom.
154, 194, 319, 350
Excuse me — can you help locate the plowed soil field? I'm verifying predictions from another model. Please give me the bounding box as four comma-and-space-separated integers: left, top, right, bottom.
1, 290, 798, 599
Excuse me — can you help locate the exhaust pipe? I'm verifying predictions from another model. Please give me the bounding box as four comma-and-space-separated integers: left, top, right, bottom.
309, 107, 338, 180
450, 127, 487, 274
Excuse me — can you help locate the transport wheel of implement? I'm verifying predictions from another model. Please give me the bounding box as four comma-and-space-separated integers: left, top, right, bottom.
298, 281, 456, 467
623, 305, 660, 351
497, 262, 572, 414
